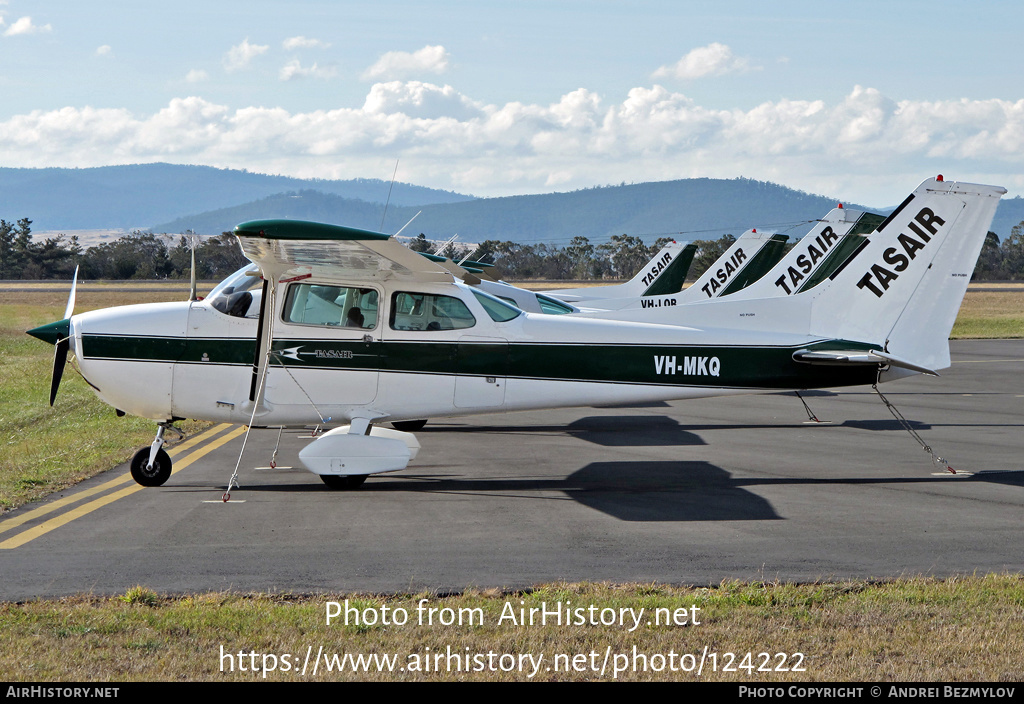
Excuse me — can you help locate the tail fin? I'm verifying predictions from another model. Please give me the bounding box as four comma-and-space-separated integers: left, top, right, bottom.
640, 242, 697, 296
544, 241, 694, 302
677, 229, 788, 302
809, 177, 1005, 371
728, 207, 883, 300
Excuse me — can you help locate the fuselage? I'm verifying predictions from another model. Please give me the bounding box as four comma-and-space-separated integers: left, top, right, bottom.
66, 268, 878, 426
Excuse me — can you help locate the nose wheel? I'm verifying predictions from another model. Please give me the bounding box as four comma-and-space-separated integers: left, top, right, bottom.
131, 447, 172, 486
129, 422, 178, 487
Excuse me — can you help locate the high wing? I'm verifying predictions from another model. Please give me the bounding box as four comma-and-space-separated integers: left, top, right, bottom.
234, 219, 454, 284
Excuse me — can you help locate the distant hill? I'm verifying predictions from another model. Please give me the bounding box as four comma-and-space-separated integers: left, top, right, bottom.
8, 163, 1022, 244
0, 163, 474, 230
154, 178, 874, 244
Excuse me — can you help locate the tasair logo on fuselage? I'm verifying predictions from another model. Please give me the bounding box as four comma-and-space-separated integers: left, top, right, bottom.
856, 207, 945, 297
700, 249, 746, 297
654, 354, 721, 376
277, 346, 354, 361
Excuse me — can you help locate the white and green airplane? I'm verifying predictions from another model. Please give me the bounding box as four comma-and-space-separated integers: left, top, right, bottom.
28, 176, 1003, 490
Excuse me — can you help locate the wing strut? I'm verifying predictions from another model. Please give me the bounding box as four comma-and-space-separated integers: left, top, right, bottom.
226, 278, 277, 501
249, 278, 270, 402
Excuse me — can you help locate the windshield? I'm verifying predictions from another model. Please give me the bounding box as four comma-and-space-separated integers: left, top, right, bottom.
206, 264, 263, 318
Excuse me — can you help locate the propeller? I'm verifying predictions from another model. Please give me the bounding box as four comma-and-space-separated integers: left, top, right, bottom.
49, 338, 69, 406
27, 266, 78, 406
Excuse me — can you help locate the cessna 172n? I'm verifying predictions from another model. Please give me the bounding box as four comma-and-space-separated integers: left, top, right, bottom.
27, 176, 1004, 490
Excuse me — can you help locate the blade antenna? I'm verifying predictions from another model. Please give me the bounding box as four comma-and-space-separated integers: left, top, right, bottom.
393, 210, 421, 238
188, 233, 199, 302
379, 158, 400, 231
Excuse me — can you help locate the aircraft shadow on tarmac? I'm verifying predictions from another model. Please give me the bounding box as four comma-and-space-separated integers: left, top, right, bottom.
194, 460, 779, 522
421, 415, 706, 446
179, 460, 1023, 520
565, 416, 705, 446
562, 461, 779, 521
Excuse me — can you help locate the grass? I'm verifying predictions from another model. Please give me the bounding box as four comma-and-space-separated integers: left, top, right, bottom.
0, 576, 1020, 681
950, 291, 1024, 339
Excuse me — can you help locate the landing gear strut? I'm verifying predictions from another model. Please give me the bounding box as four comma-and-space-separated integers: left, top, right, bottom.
129, 422, 179, 487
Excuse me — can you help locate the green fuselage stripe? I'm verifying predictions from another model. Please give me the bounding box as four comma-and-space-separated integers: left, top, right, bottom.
82, 334, 879, 390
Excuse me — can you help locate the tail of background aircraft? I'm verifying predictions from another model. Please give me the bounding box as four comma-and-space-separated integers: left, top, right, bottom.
808, 176, 1005, 372
675, 229, 788, 302
726, 207, 884, 300
544, 241, 695, 302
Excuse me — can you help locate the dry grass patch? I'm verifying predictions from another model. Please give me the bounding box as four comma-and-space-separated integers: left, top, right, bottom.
951, 291, 1024, 338
1, 576, 1021, 682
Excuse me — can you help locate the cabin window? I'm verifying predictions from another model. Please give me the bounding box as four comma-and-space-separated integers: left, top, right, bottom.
390, 292, 476, 331
283, 283, 379, 329
471, 290, 522, 322
536, 294, 575, 315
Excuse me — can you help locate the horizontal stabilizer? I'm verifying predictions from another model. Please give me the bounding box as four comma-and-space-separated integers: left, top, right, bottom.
792, 348, 939, 376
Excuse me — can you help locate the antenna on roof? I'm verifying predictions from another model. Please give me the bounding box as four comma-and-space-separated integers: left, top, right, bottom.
393, 211, 421, 238
379, 158, 400, 231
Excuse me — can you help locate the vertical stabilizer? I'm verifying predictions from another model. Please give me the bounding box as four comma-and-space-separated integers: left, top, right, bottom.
809, 177, 1005, 371
677, 229, 784, 302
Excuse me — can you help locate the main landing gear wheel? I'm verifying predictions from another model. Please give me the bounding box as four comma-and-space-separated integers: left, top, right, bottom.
321, 474, 369, 490
391, 419, 427, 432
130, 447, 172, 487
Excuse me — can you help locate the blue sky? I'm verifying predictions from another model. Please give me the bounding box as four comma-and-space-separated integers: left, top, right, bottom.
2, 1, 1022, 206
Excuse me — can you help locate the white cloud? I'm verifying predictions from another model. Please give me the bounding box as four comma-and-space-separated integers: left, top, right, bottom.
653, 43, 754, 80
283, 36, 330, 50
224, 38, 268, 72
4, 16, 52, 37
95, 45, 112, 57
363, 45, 449, 80
1, 84, 1022, 205
362, 81, 483, 120
279, 59, 336, 81
185, 69, 209, 83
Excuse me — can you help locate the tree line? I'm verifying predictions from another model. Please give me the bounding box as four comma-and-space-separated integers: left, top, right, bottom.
0, 220, 249, 281
3, 217, 1024, 282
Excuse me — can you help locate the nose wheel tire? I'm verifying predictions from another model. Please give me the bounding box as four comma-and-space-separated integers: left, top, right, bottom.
321, 474, 368, 490
130, 447, 172, 487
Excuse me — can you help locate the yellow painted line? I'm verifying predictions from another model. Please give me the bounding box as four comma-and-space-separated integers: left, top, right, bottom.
0, 424, 233, 537
0, 425, 246, 550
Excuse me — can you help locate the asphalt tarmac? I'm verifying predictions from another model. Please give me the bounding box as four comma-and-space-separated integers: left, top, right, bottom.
1, 339, 1021, 599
